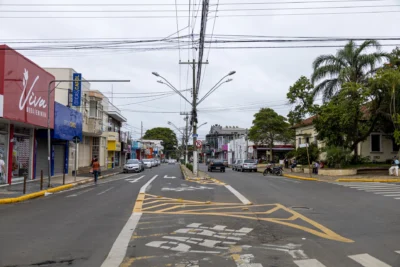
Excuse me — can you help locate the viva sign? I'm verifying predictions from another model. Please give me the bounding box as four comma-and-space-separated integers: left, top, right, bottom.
0, 45, 55, 128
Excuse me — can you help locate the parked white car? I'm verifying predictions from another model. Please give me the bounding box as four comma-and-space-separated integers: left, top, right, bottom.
142, 159, 153, 168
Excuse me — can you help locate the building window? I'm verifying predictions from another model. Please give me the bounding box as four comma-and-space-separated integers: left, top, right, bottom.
305, 137, 310, 144
313, 136, 317, 145
89, 101, 97, 118
298, 138, 301, 146
392, 138, 400, 152
371, 134, 381, 152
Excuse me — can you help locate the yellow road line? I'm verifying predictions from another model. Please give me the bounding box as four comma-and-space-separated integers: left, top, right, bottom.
336, 178, 400, 182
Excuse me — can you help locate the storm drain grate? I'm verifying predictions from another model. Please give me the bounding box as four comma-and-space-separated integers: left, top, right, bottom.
290, 206, 312, 210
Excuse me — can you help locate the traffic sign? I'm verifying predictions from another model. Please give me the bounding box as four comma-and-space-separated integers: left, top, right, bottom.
192, 134, 198, 138
72, 136, 81, 143
195, 140, 202, 148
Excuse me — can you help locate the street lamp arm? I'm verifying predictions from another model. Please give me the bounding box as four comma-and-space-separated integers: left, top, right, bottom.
158, 76, 193, 106
197, 79, 232, 106
168, 121, 184, 135
197, 74, 228, 105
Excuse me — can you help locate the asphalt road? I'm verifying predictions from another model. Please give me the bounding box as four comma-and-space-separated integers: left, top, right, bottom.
1, 164, 400, 267
0, 168, 159, 267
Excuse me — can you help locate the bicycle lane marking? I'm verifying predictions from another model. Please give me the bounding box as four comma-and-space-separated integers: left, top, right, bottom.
100, 175, 158, 267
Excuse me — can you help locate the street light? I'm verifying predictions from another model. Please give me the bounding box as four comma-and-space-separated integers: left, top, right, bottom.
197, 71, 236, 105
46, 79, 130, 188
152, 73, 192, 105
197, 122, 208, 129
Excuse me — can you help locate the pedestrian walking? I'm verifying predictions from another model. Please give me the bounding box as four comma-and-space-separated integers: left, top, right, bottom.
284, 157, 289, 169
389, 156, 399, 176
92, 158, 100, 184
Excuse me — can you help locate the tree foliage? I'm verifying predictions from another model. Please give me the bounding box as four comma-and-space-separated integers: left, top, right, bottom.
142, 127, 178, 157
287, 76, 319, 125
249, 108, 292, 159
311, 40, 389, 101
294, 144, 320, 165
313, 82, 378, 160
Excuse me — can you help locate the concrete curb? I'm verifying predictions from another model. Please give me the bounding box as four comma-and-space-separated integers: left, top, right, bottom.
0, 171, 121, 204
283, 174, 319, 181
256, 169, 318, 181
336, 178, 400, 183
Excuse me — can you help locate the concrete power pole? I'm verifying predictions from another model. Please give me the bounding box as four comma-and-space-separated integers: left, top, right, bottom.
246, 128, 249, 160
185, 115, 189, 164
179, 59, 208, 176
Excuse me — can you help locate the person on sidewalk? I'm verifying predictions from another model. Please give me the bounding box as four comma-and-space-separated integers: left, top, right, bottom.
0, 154, 5, 184
389, 156, 399, 176
92, 158, 100, 184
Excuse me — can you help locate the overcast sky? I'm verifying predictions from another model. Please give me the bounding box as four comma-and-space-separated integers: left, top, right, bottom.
1, 0, 399, 142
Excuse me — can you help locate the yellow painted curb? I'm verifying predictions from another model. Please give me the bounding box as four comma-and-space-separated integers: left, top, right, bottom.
283, 174, 318, 181
336, 178, 400, 183
0, 183, 75, 204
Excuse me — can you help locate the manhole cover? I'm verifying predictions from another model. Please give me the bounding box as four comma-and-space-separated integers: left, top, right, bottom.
290, 206, 312, 210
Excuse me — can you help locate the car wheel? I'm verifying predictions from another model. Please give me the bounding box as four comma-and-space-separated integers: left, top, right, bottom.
241, 168, 244, 172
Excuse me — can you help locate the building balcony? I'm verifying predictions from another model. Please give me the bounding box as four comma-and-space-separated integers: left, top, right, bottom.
85, 117, 103, 136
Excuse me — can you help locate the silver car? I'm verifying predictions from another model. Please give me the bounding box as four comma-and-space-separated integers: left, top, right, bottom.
142, 159, 153, 169
238, 159, 258, 172
123, 159, 142, 173
233, 159, 242, 171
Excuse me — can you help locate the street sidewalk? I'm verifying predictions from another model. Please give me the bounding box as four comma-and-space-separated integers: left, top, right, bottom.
0, 167, 123, 200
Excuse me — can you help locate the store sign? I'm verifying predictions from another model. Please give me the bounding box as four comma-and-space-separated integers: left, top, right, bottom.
53, 102, 83, 141
72, 73, 82, 106
0, 45, 55, 128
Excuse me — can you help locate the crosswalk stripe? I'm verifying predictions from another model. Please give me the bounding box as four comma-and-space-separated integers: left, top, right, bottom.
395, 251, 400, 254
293, 259, 326, 267
383, 194, 400, 196
374, 191, 400, 194
348, 253, 391, 267
395, 197, 400, 199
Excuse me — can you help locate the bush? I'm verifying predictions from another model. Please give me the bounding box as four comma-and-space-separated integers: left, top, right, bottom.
324, 146, 352, 168
186, 163, 193, 172
294, 144, 319, 165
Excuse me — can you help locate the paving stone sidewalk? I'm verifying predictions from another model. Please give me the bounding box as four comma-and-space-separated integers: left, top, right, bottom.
0, 167, 123, 199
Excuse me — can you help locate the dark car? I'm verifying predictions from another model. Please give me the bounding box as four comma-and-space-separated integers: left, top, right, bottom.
208, 159, 226, 172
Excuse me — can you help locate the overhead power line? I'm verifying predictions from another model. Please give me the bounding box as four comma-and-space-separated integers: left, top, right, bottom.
0, 0, 390, 6
1, 4, 398, 12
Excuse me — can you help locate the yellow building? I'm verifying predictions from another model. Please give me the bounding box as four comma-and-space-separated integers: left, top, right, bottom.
107, 132, 121, 169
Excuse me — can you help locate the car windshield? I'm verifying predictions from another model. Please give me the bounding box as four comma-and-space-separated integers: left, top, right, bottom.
127, 159, 139, 164
213, 160, 223, 164
244, 160, 255, 163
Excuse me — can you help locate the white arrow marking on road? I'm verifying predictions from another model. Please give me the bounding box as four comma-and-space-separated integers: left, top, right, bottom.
125, 175, 145, 183
66, 188, 94, 198
164, 175, 176, 179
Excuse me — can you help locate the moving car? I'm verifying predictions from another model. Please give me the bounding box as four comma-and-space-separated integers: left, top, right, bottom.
238, 159, 258, 172
142, 159, 153, 169
123, 159, 143, 173
208, 159, 226, 172
168, 159, 176, 164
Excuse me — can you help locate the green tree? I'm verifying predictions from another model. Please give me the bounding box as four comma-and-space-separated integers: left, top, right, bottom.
314, 82, 378, 161
142, 127, 178, 157
311, 40, 389, 101
294, 144, 319, 165
287, 76, 319, 125
249, 108, 292, 160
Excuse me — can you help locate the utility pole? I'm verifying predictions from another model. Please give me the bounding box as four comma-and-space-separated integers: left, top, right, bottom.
246, 128, 249, 160
184, 115, 189, 164
141, 121, 143, 140
179, 59, 208, 176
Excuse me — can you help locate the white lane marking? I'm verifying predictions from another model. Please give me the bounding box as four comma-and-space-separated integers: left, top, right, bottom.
348, 253, 391, 267
225, 185, 252, 205
161, 185, 214, 192
164, 175, 176, 179
100, 213, 142, 267
126, 175, 145, 183
374, 191, 400, 194
140, 175, 158, 193
66, 188, 94, 198
261, 243, 308, 260
101, 174, 158, 267
97, 187, 114, 195
175, 260, 199, 267
395, 251, 400, 254
383, 194, 400, 197
395, 197, 400, 199
293, 259, 327, 267
234, 254, 263, 267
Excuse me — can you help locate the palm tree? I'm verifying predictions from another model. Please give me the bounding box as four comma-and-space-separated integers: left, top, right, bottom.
311, 40, 389, 101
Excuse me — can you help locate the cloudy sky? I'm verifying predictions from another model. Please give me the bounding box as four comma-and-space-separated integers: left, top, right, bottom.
1, 0, 399, 143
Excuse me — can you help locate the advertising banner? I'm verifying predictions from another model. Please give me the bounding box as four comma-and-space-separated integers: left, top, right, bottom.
53, 102, 83, 141
0, 45, 55, 128
72, 73, 81, 106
